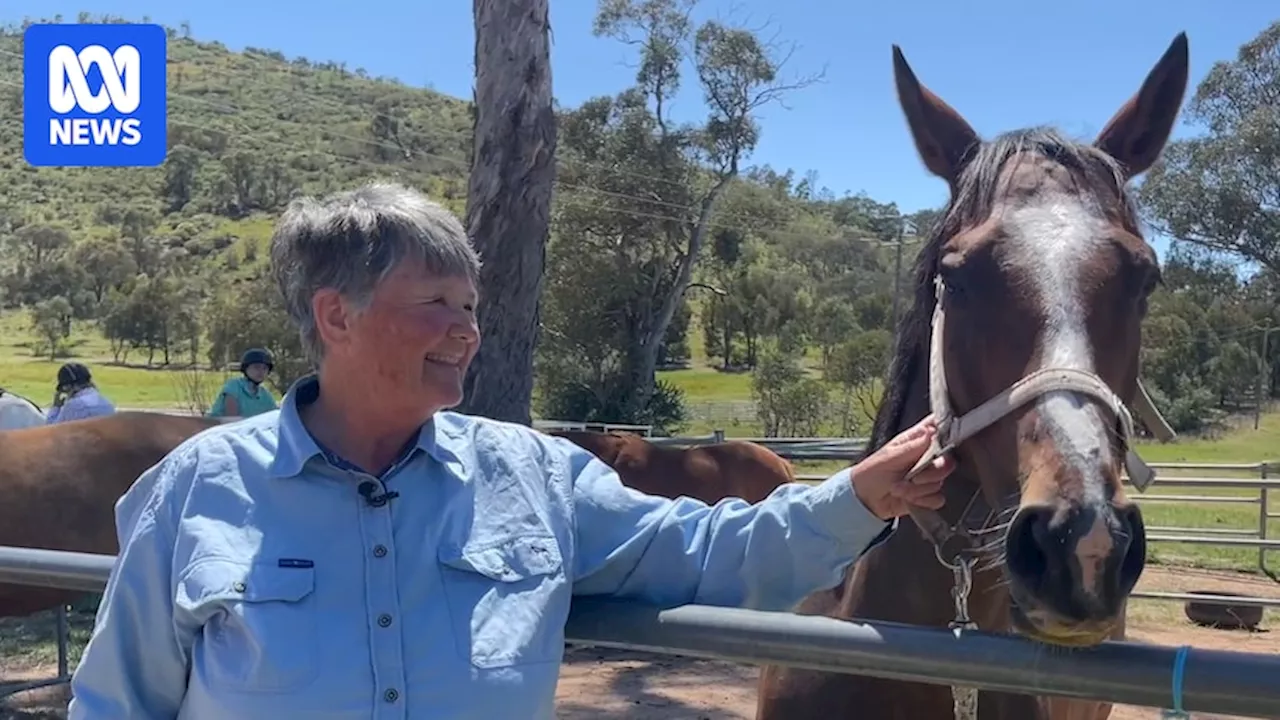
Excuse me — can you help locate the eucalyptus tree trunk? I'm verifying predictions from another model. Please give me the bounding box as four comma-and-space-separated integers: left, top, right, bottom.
457, 0, 556, 425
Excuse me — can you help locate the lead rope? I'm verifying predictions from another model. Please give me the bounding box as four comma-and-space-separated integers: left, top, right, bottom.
947, 554, 980, 720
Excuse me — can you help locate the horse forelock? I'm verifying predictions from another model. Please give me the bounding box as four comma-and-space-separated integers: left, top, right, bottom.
867, 126, 1142, 455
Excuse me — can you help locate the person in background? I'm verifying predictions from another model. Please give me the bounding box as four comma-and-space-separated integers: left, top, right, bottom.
0, 386, 45, 430
46, 362, 115, 424
208, 348, 279, 419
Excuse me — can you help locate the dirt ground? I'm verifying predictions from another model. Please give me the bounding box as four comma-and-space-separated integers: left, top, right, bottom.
3, 566, 1278, 719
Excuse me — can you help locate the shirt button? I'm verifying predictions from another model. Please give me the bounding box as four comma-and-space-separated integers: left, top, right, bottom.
373, 545, 387, 558
377, 613, 393, 628
383, 688, 399, 703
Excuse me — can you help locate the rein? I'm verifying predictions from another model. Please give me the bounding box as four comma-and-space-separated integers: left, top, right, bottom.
898, 275, 1176, 720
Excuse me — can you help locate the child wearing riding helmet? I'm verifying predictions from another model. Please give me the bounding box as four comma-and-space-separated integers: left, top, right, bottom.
46, 362, 116, 424
208, 348, 279, 419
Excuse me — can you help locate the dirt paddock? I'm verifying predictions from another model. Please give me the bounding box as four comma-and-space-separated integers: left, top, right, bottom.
3, 566, 1278, 719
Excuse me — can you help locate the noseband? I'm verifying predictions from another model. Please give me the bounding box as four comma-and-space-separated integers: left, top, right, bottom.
895, 275, 1175, 720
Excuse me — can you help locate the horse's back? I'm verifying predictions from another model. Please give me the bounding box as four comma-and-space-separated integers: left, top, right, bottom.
671, 441, 793, 504
548, 429, 629, 467
551, 430, 793, 504
711, 440, 797, 502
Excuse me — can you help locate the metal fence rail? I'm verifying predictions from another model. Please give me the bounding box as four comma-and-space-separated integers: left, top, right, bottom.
2, 547, 1279, 716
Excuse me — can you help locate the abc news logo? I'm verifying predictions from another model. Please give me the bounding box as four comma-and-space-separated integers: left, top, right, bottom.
23, 23, 166, 168
47, 44, 144, 147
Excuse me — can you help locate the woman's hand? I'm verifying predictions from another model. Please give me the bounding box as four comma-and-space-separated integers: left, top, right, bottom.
851, 415, 956, 521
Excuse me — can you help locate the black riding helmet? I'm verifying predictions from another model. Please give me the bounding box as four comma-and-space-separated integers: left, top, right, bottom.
239, 348, 274, 373
56, 362, 92, 391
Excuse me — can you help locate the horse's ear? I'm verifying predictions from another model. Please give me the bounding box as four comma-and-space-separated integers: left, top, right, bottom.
892, 45, 981, 184
1094, 33, 1190, 179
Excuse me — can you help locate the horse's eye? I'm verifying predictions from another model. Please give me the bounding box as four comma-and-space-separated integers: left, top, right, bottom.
937, 267, 966, 301
1141, 274, 1159, 297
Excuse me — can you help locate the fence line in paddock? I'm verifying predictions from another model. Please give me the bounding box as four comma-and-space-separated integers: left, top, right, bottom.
657, 430, 1280, 608
653, 430, 1278, 576
0, 547, 1278, 717
794, 461, 1278, 577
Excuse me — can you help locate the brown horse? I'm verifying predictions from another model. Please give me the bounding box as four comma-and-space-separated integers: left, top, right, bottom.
0, 411, 222, 618
757, 35, 1189, 720
551, 430, 796, 504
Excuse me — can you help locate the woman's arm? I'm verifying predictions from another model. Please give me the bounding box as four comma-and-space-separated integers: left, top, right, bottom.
223, 394, 241, 417
560, 437, 895, 612
68, 451, 195, 719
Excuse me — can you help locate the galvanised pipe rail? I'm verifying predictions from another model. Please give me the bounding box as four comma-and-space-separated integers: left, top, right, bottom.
793, 474, 1280, 488
0, 546, 111, 593
3, 547, 1280, 717
566, 600, 1280, 717
1131, 590, 1280, 609
1145, 534, 1280, 549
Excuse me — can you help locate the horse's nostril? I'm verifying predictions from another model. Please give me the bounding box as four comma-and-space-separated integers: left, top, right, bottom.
1116, 504, 1146, 595
1005, 505, 1052, 589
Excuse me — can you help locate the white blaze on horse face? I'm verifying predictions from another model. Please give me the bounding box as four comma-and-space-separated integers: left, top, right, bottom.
1003, 192, 1114, 502
1003, 191, 1118, 595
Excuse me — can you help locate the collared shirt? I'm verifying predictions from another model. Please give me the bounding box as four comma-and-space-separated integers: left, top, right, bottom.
68, 375, 896, 720
208, 376, 279, 419
46, 386, 115, 424
0, 392, 45, 430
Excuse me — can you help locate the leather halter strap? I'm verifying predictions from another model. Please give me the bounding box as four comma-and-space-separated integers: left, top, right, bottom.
899, 277, 1174, 564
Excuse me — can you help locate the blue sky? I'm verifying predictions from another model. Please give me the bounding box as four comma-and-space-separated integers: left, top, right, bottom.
7, 0, 1277, 258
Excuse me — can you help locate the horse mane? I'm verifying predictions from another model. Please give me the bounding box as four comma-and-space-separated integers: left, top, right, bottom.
866, 126, 1138, 453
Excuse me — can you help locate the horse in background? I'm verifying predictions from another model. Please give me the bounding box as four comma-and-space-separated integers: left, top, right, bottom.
757, 34, 1189, 720
551, 430, 797, 504
0, 412, 222, 618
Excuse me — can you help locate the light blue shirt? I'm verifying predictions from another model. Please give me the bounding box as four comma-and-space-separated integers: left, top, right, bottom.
46, 386, 115, 424
68, 375, 896, 720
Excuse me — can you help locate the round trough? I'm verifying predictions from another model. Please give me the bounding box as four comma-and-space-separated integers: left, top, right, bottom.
1182, 590, 1264, 631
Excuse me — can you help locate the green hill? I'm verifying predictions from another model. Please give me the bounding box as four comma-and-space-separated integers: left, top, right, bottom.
0, 18, 473, 256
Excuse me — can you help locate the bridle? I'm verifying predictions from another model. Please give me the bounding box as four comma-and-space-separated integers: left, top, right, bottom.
898, 274, 1176, 720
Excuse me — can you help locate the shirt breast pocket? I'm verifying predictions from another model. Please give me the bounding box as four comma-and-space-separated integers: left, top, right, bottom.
177, 558, 320, 692
438, 535, 569, 669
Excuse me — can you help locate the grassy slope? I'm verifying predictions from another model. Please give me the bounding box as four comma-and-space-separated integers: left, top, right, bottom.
0, 26, 472, 280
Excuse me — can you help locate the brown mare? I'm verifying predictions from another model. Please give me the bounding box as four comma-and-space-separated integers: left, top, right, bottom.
757, 35, 1189, 720
551, 430, 796, 504
0, 411, 222, 618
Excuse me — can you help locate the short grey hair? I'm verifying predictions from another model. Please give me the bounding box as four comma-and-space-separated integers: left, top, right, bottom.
269, 181, 482, 364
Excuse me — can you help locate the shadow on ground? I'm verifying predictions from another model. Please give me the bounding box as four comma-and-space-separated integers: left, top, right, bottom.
0, 685, 68, 720
559, 646, 757, 719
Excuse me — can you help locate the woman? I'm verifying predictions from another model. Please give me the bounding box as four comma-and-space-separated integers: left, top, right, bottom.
45, 362, 115, 424
69, 183, 954, 720
208, 348, 279, 419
